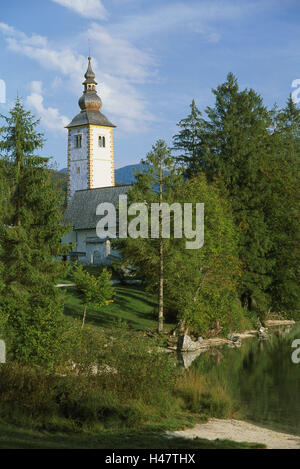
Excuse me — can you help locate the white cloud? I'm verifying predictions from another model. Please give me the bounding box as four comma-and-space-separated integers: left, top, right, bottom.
0, 22, 155, 132
0, 1, 257, 132
0, 22, 85, 80
26, 81, 69, 133
111, 1, 257, 43
52, 0, 108, 20
84, 23, 156, 84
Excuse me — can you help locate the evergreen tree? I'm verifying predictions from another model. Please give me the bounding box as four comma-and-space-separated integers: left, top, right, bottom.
174, 74, 276, 316
0, 98, 69, 364
205, 74, 274, 315
116, 140, 182, 333
173, 99, 206, 177
266, 97, 300, 315
173, 75, 300, 318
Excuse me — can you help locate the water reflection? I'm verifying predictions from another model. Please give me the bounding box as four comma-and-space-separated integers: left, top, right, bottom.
189, 324, 300, 436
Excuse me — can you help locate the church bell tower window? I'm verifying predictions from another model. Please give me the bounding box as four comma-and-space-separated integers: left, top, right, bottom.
99, 136, 106, 148
75, 134, 82, 148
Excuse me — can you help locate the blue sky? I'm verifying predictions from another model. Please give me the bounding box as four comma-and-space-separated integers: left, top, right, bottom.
1, 0, 300, 169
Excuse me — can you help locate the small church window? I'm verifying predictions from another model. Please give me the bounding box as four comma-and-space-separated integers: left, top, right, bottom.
76, 167, 81, 174
75, 135, 82, 148
99, 136, 106, 148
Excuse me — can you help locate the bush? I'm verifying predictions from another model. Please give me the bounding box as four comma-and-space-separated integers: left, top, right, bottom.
0, 325, 181, 431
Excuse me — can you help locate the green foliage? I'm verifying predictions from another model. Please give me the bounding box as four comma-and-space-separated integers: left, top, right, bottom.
173, 74, 300, 318
0, 98, 70, 364
165, 176, 242, 334
73, 265, 115, 327
116, 140, 182, 332
117, 141, 242, 335
265, 96, 300, 316
0, 327, 180, 432
173, 99, 206, 177
73, 265, 114, 307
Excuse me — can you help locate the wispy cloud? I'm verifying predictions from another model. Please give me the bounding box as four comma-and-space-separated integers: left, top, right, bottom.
0, 22, 86, 88
52, 0, 108, 20
0, 22, 156, 132
84, 23, 156, 84
0, 1, 261, 133
110, 1, 255, 42
26, 81, 69, 133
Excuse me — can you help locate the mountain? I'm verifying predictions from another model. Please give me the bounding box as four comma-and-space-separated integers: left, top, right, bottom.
59, 164, 144, 185
115, 164, 146, 184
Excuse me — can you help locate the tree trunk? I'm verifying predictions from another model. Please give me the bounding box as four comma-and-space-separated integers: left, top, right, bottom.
158, 157, 164, 334
158, 238, 164, 333
81, 305, 87, 329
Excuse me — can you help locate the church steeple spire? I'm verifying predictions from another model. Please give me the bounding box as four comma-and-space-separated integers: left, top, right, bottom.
83, 56, 97, 85
79, 57, 102, 111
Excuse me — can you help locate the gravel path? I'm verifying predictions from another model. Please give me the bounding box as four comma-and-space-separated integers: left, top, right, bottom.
168, 418, 300, 449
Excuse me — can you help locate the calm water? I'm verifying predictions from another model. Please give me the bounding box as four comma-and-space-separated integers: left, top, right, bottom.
191, 324, 300, 436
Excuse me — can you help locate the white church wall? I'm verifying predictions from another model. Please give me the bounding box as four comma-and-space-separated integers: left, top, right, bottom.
76, 229, 96, 252
68, 127, 89, 198
90, 125, 114, 188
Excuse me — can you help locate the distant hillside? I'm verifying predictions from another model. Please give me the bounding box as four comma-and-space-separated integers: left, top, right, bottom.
59, 164, 144, 185
115, 164, 146, 184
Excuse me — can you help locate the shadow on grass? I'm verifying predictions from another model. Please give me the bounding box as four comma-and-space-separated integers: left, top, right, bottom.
63, 285, 166, 330
0, 423, 266, 449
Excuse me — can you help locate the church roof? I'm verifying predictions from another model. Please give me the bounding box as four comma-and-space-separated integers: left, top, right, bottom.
63, 185, 131, 230
66, 109, 116, 128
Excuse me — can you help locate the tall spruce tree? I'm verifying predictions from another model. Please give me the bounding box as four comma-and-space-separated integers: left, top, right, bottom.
173, 75, 300, 318
173, 99, 205, 177
0, 98, 69, 364
174, 74, 276, 317
265, 97, 300, 315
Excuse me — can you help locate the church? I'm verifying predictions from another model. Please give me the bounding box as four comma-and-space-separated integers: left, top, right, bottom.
63, 57, 131, 265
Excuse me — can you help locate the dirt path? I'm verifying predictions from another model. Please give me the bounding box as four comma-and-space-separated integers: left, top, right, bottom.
168, 418, 300, 449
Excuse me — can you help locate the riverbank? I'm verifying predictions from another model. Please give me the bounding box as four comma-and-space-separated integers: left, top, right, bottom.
170, 319, 296, 354
168, 418, 300, 449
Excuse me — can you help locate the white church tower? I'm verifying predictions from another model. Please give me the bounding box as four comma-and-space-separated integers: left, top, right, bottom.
66, 57, 115, 200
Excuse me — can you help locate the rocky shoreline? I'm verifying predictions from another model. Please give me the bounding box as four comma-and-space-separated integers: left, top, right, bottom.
170, 319, 296, 368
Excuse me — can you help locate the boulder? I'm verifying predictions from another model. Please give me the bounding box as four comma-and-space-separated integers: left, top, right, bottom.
227, 333, 241, 342
258, 327, 269, 340
177, 334, 204, 352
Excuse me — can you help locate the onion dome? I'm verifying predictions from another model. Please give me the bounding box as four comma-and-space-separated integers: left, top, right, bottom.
66, 57, 115, 129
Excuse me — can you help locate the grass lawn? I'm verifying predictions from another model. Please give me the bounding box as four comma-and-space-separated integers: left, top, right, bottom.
63, 284, 175, 331
0, 424, 265, 449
